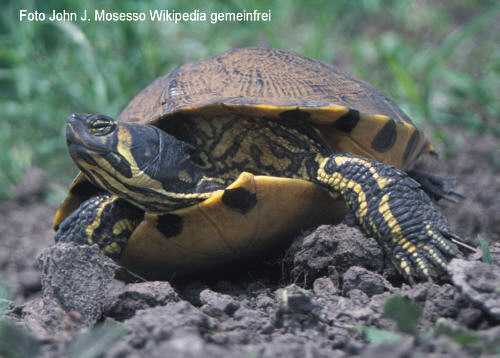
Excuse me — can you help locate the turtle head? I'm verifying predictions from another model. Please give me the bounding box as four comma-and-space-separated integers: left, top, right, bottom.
66, 113, 207, 212
66, 113, 118, 157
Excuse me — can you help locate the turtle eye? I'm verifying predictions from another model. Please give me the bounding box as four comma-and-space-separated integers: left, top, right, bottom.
89, 117, 116, 136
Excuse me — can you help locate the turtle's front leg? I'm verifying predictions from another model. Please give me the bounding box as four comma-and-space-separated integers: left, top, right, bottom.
313, 153, 460, 283
55, 193, 144, 260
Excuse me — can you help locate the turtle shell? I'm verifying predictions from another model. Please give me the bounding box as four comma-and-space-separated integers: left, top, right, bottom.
119, 47, 433, 168
54, 48, 435, 278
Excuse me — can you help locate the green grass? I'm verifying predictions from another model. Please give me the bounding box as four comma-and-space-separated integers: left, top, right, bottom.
0, 0, 498, 200
478, 234, 493, 264
68, 322, 127, 358
359, 295, 500, 353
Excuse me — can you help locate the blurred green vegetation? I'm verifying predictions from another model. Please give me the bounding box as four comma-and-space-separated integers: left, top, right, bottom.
0, 0, 498, 201
360, 295, 500, 353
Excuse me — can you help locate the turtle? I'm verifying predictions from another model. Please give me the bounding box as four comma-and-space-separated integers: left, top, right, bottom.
54, 47, 464, 283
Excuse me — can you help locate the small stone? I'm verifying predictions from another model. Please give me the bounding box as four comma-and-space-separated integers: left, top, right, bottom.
124, 301, 216, 348
254, 294, 274, 311
457, 307, 484, 328
232, 307, 270, 331
488, 243, 500, 266
361, 340, 413, 358
313, 277, 338, 297
37, 243, 118, 327
154, 331, 246, 358
345, 288, 369, 302
276, 284, 315, 314
200, 304, 225, 318
449, 259, 500, 322
342, 266, 393, 297
104, 281, 180, 320
328, 266, 341, 288
199, 289, 240, 316
286, 224, 384, 285
180, 282, 209, 306
250, 334, 338, 358
398, 283, 466, 331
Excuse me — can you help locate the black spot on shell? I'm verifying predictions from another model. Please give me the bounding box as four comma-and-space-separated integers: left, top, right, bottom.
333, 109, 360, 133
403, 131, 420, 166
279, 109, 311, 121
371, 119, 397, 152
157, 214, 183, 238
222, 188, 257, 214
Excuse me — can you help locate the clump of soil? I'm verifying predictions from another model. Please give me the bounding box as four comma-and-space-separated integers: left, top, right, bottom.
0, 132, 499, 357
6, 231, 500, 357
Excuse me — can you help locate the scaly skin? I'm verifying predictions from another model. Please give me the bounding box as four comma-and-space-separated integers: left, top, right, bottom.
56, 114, 462, 284
55, 193, 143, 260
315, 153, 460, 283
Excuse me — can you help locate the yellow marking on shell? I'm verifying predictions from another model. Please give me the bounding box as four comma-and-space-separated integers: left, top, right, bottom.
205, 103, 421, 141
333, 155, 391, 189
84, 195, 116, 244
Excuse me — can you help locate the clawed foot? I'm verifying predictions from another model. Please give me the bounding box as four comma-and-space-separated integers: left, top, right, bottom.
390, 221, 462, 284
362, 172, 466, 284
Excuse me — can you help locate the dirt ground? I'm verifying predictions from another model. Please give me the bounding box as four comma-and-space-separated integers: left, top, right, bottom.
0, 131, 499, 357
424, 132, 500, 243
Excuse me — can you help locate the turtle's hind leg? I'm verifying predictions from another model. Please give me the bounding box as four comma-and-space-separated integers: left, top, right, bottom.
312, 153, 460, 283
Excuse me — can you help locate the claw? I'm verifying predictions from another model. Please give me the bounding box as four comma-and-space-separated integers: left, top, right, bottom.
446, 232, 477, 253
439, 194, 462, 204
447, 189, 465, 200
438, 189, 465, 204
